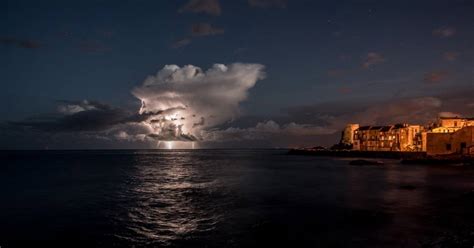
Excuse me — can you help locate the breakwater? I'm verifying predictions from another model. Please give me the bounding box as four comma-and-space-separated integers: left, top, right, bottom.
287, 149, 427, 159
288, 149, 474, 165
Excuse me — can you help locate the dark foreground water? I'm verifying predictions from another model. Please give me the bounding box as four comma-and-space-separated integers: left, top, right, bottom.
1, 150, 473, 247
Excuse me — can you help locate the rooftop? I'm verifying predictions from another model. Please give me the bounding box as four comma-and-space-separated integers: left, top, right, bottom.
439, 116, 474, 120
356, 123, 413, 132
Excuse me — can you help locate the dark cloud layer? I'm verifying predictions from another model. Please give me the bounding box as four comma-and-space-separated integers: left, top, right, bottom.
2, 87, 473, 149
207, 87, 474, 147
11, 101, 132, 132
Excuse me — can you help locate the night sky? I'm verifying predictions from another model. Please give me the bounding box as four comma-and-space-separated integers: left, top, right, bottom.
1, 0, 474, 149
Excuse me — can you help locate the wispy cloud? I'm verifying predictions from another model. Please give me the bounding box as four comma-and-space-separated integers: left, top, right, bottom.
191, 23, 224, 37
432, 26, 456, 38
362, 52, 385, 68
443, 51, 459, 62
78, 40, 110, 53
172, 38, 192, 48
248, 0, 287, 8
0, 37, 41, 49
173, 23, 224, 48
423, 70, 449, 84
179, 0, 221, 16
337, 87, 352, 94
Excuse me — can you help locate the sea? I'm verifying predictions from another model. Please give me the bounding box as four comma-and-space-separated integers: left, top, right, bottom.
1, 149, 473, 247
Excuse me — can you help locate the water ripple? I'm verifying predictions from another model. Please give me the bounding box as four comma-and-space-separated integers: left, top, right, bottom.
110, 153, 224, 246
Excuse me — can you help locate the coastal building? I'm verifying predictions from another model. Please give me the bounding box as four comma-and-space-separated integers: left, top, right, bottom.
344, 116, 474, 156
352, 124, 422, 152
340, 124, 359, 145
424, 117, 474, 155
429, 117, 474, 133
425, 126, 474, 155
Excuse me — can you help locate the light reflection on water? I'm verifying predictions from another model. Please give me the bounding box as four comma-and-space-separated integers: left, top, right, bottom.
113, 153, 224, 246
1, 150, 473, 247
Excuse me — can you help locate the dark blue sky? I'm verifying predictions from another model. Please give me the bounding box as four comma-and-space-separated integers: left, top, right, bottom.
1, 0, 473, 148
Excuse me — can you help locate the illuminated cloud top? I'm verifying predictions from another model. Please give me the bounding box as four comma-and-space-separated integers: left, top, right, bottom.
132, 63, 265, 141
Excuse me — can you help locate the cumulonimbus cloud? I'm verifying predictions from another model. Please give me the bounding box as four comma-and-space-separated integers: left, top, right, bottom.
132, 63, 266, 141
8, 64, 266, 145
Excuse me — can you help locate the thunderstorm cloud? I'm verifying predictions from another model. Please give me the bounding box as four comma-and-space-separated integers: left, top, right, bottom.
132, 63, 266, 141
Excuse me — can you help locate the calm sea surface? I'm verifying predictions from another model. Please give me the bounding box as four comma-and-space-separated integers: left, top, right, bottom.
1, 150, 473, 247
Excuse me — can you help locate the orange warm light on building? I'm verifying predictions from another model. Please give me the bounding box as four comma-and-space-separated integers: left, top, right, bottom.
340, 117, 474, 156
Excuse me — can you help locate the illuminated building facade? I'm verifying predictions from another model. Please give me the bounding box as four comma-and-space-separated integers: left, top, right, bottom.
352, 124, 422, 151
344, 117, 474, 155
424, 117, 474, 155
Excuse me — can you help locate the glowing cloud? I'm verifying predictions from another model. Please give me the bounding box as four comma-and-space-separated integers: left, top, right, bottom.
132, 63, 265, 141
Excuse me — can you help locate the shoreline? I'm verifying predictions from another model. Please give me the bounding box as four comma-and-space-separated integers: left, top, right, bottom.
287, 149, 474, 165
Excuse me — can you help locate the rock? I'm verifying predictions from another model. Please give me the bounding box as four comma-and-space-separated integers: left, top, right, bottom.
399, 185, 417, 190
349, 159, 384, 166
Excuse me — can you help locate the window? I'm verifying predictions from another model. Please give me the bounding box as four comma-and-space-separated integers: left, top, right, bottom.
454, 121, 457, 127
461, 142, 466, 150
446, 143, 452, 151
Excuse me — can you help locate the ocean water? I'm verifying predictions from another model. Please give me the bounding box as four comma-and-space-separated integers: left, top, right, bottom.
1, 149, 473, 247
